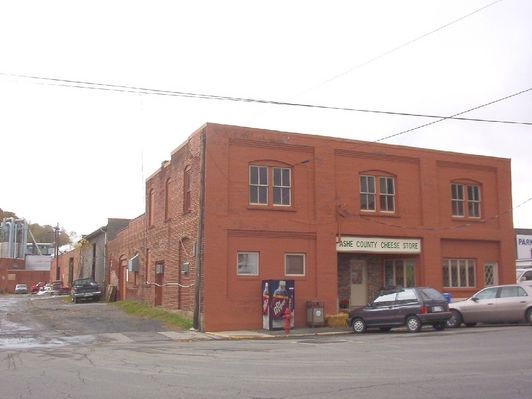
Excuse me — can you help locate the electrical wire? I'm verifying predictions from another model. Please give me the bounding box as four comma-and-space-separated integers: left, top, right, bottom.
376, 87, 532, 142
317, 0, 504, 87
1, 72, 531, 127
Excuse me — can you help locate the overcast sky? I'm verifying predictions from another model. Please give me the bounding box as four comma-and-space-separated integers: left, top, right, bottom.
1, 0, 531, 236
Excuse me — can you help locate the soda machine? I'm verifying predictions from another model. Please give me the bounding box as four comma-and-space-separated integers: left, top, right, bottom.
262, 280, 294, 330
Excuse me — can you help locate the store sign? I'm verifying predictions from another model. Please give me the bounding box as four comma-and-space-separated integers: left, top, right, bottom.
336, 236, 421, 254
516, 235, 532, 260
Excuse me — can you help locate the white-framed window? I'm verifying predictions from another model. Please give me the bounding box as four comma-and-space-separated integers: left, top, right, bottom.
285, 253, 305, 276
360, 174, 395, 213
384, 259, 415, 288
249, 166, 268, 205
249, 165, 292, 207
360, 175, 376, 211
237, 252, 259, 275
451, 183, 481, 218
443, 258, 476, 288
379, 176, 395, 212
273, 167, 291, 206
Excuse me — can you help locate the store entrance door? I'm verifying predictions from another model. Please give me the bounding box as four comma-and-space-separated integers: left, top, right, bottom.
350, 259, 368, 307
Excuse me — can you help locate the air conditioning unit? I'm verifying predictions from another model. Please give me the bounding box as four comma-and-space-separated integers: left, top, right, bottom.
128, 255, 139, 272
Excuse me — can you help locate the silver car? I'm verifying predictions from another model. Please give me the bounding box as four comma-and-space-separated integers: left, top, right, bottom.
446, 283, 532, 328
15, 283, 28, 294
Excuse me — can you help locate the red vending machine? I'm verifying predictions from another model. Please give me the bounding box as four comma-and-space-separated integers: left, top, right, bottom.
262, 280, 295, 330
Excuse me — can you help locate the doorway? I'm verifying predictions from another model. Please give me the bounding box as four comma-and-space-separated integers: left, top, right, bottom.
350, 259, 368, 307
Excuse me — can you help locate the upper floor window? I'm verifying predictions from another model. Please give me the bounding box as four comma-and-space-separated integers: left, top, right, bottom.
164, 178, 171, 220
451, 182, 481, 218
360, 174, 395, 213
183, 166, 192, 213
249, 165, 268, 205
249, 165, 291, 207
148, 189, 155, 226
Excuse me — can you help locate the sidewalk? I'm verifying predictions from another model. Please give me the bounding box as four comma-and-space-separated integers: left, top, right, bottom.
204, 326, 351, 340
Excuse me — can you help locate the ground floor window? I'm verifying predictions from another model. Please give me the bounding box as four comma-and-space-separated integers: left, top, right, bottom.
237, 252, 259, 275
484, 262, 498, 286
384, 259, 415, 288
285, 253, 305, 276
443, 258, 475, 288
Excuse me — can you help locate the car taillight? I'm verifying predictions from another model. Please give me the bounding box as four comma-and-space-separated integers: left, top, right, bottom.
419, 306, 427, 314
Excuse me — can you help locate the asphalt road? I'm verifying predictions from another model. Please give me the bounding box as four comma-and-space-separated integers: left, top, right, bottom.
1, 295, 532, 399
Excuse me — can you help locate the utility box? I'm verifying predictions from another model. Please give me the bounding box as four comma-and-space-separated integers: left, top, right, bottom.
306, 301, 325, 327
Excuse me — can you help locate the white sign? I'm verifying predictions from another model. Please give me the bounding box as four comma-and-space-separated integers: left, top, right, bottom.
516, 235, 532, 260
337, 236, 421, 254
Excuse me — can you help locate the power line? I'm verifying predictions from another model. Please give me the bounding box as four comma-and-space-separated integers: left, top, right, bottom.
316, 0, 504, 88
376, 87, 532, 142
1, 72, 531, 127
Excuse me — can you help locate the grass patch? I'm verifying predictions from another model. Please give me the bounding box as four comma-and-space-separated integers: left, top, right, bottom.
113, 300, 193, 330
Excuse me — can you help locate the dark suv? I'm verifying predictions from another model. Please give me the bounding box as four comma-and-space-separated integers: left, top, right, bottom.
71, 278, 102, 303
347, 287, 451, 333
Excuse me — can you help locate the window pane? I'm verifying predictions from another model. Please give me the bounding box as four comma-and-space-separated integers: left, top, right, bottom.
468, 261, 475, 287
451, 261, 458, 287
405, 261, 415, 287
360, 175, 376, 211
237, 252, 258, 275
250, 166, 258, 184
259, 167, 267, 185
273, 168, 291, 206
285, 254, 304, 275
442, 260, 450, 287
476, 287, 497, 299
384, 262, 394, 288
395, 260, 404, 287
250, 166, 268, 205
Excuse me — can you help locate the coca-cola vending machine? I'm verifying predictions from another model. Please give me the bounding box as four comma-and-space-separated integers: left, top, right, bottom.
262, 280, 295, 330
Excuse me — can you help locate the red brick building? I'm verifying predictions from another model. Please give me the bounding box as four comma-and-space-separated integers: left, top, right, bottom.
107, 123, 515, 332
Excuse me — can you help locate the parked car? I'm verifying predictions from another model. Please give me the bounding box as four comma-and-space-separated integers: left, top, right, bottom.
71, 278, 102, 303
31, 281, 46, 294
347, 287, 452, 333
446, 283, 532, 328
516, 268, 532, 283
15, 283, 28, 294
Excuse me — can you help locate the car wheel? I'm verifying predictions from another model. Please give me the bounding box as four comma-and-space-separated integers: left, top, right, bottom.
465, 323, 477, 328
432, 322, 445, 331
351, 318, 367, 333
406, 315, 422, 333
526, 308, 532, 325
446, 310, 462, 328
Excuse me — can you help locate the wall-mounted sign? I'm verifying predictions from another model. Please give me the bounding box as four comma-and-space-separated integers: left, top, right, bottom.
516, 235, 532, 260
336, 236, 421, 254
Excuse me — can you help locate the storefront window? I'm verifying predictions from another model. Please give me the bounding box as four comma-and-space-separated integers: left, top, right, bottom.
384, 259, 415, 288
443, 258, 476, 288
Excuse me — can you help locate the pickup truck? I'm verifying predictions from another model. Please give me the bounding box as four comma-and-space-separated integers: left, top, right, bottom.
71, 278, 102, 303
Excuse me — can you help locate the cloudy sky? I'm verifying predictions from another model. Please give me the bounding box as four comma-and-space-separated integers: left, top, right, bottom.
1, 0, 531, 236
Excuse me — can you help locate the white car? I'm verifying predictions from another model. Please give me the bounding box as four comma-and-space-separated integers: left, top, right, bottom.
15, 283, 28, 294
446, 283, 532, 328
516, 268, 532, 283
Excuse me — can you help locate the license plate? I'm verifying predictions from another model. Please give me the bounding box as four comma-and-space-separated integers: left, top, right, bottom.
432, 306, 443, 312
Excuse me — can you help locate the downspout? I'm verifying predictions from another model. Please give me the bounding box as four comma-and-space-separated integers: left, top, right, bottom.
193, 129, 206, 331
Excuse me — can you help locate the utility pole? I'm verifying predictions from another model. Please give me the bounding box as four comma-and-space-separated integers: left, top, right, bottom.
54, 223, 60, 281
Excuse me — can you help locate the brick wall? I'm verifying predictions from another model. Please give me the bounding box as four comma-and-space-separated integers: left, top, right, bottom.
104, 123, 515, 332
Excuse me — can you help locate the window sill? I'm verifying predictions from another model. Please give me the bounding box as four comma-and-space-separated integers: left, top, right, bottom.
359, 211, 399, 218
451, 217, 485, 223
247, 205, 297, 212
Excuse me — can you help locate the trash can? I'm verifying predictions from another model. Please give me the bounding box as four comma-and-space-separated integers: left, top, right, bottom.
443, 293, 452, 303
306, 301, 325, 327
